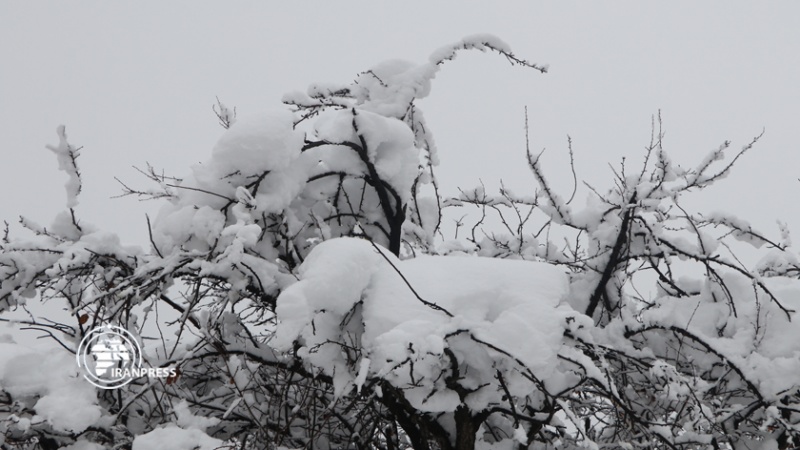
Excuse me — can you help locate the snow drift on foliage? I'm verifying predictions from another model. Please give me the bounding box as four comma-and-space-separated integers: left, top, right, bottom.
158, 109, 304, 212
311, 108, 420, 203
0, 343, 102, 434
151, 104, 425, 261
211, 110, 302, 176
274, 237, 576, 412
639, 273, 800, 401
131, 425, 223, 450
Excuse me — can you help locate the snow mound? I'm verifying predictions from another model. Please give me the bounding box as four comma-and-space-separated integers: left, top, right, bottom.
640, 273, 800, 401
211, 109, 303, 177
131, 425, 223, 450
275, 237, 573, 412
173, 399, 221, 431
0, 344, 102, 433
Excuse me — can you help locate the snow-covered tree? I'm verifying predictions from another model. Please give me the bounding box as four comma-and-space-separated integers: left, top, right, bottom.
2, 35, 800, 450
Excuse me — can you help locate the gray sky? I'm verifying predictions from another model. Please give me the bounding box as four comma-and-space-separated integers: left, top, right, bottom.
2, 2, 799, 248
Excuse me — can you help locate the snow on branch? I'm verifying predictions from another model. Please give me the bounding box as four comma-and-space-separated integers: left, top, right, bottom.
212, 96, 237, 129
5, 37, 800, 450
683, 130, 764, 190
429, 34, 549, 73
45, 125, 82, 208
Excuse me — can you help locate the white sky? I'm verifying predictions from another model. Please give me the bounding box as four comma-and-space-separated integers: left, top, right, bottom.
2, 2, 799, 249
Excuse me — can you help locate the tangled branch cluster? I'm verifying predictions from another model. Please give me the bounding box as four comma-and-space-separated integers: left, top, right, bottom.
2, 36, 799, 450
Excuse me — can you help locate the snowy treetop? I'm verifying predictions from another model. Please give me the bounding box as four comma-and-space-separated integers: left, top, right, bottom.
2, 35, 800, 450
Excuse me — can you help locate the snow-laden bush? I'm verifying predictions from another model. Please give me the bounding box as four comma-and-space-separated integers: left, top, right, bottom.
2, 35, 800, 450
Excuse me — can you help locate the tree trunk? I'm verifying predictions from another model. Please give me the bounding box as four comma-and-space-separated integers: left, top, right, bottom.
454, 405, 477, 450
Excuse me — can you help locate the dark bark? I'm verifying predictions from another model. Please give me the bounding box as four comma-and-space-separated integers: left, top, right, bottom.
454, 405, 477, 450
585, 192, 636, 318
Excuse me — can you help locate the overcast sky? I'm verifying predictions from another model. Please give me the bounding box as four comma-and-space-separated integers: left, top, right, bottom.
2, 2, 799, 249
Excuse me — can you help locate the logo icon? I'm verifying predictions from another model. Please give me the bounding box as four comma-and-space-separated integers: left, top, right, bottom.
77, 325, 179, 389
77, 325, 142, 389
